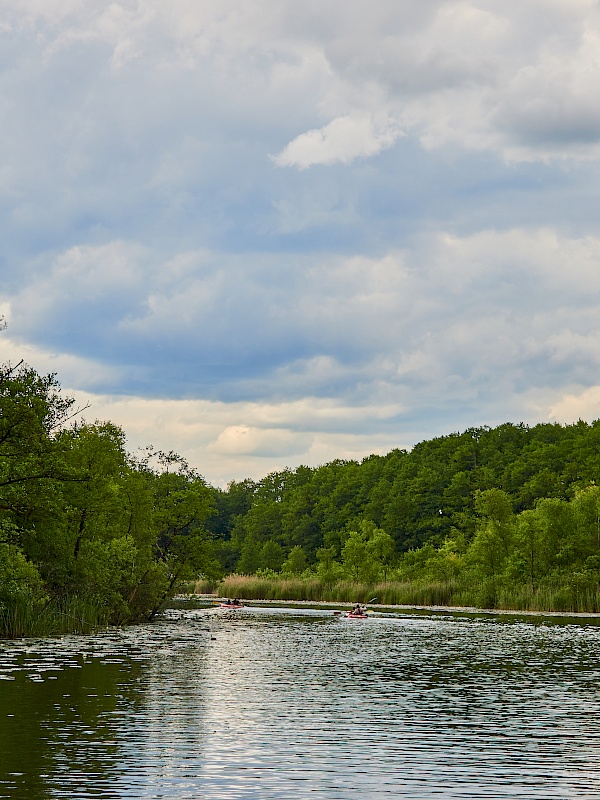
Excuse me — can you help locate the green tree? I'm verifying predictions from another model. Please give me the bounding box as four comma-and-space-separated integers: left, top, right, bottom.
281, 544, 308, 575
316, 545, 343, 585
510, 509, 545, 592
468, 489, 515, 579
533, 497, 576, 575
341, 521, 391, 583
573, 485, 600, 579
236, 536, 261, 574
259, 539, 285, 572
145, 451, 216, 616
367, 525, 395, 580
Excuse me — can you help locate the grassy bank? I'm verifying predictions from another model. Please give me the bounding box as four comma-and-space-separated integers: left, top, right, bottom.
188, 575, 600, 614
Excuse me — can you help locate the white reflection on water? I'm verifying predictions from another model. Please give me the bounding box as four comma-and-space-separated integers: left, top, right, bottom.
2, 606, 600, 798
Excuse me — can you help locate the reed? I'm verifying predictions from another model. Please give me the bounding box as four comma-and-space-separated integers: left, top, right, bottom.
0, 594, 111, 639
217, 575, 461, 606
180, 578, 220, 595
373, 581, 459, 607
212, 574, 600, 615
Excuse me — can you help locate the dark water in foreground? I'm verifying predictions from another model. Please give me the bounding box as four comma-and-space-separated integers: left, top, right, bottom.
2, 605, 600, 799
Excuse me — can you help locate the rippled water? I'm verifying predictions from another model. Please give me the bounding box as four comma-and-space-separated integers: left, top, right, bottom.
2, 605, 600, 799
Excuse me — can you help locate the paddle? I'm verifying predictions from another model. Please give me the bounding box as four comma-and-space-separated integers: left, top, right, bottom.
337, 597, 377, 617
332, 597, 376, 615
364, 597, 378, 614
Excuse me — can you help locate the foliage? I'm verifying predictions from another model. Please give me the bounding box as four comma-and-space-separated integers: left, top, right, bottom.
206, 421, 600, 614
0, 359, 215, 637
7, 348, 600, 635
281, 545, 308, 575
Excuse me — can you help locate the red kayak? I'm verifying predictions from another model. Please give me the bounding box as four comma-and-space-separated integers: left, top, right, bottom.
219, 602, 244, 609
345, 612, 368, 619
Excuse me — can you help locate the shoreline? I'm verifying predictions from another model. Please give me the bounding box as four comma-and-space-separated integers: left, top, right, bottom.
175, 594, 600, 620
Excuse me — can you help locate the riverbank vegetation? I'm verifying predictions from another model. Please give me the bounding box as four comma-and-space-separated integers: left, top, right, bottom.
4, 348, 600, 637
0, 358, 220, 637
205, 423, 600, 613
197, 477, 600, 612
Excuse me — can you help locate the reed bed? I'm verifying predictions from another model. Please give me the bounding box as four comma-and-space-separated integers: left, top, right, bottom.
210, 575, 600, 615
216, 575, 461, 606
0, 595, 111, 639
182, 578, 220, 595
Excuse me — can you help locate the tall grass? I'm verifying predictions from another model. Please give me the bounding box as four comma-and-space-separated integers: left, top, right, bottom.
217, 575, 461, 606
179, 578, 220, 595
212, 574, 600, 614
0, 594, 111, 639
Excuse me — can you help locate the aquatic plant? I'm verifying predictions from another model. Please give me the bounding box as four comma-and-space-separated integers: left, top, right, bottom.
205, 574, 600, 615
0, 594, 111, 639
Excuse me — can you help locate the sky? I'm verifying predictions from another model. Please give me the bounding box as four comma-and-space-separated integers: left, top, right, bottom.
2, 0, 600, 486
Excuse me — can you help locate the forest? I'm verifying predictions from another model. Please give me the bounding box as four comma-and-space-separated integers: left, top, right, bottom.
3, 354, 600, 637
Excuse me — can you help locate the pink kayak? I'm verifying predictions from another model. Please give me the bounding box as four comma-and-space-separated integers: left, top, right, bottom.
345, 612, 368, 619
219, 603, 244, 609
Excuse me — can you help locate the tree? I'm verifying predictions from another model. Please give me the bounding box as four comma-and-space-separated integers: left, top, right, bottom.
468, 489, 515, 579
236, 536, 261, 575
341, 521, 392, 583
316, 546, 343, 585
573, 486, 600, 579
259, 539, 285, 572
510, 509, 545, 592
367, 526, 395, 580
145, 451, 216, 617
532, 497, 576, 575
0, 361, 77, 541
281, 545, 308, 575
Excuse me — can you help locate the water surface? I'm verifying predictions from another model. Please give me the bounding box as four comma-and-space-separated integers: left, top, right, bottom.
2, 605, 600, 798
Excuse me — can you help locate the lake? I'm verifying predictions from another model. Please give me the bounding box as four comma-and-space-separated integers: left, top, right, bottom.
2, 603, 600, 799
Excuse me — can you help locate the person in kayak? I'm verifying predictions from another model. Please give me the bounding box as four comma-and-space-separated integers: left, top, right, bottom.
351, 603, 366, 615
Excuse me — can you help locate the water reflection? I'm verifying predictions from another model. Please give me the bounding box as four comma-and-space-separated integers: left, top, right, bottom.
2, 607, 600, 798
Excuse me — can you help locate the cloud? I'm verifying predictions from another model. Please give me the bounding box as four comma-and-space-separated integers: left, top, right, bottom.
267, 0, 600, 165
4, 0, 600, 182
0, 331, 122, 391
7, 225, 600, 404
48, 388, 410, 485
549, 386, 600, 424
273, 113, 404, 168
5, 221, 600, 484
209, 425, 313, 458
3, 1, 600, 483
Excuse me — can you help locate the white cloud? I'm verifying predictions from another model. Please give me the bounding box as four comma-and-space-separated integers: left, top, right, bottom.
209, 425, 312, 457
273, 112, 404, 168
4, 1, 600, 483
55, 389, 410, 485
6, 0, 600, 170
9, 228, 600, 401
549, 385, 600, 424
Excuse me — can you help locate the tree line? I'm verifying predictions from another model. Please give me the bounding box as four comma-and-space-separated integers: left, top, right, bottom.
208, 416, 600, 609
4, 353, 600, 635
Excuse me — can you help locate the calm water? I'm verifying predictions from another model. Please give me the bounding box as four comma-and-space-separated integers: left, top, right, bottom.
2, 605, 600, 799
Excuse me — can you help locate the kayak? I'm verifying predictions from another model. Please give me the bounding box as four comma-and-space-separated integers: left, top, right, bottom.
219, 603, 244, 609
345, 612, 368, 619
